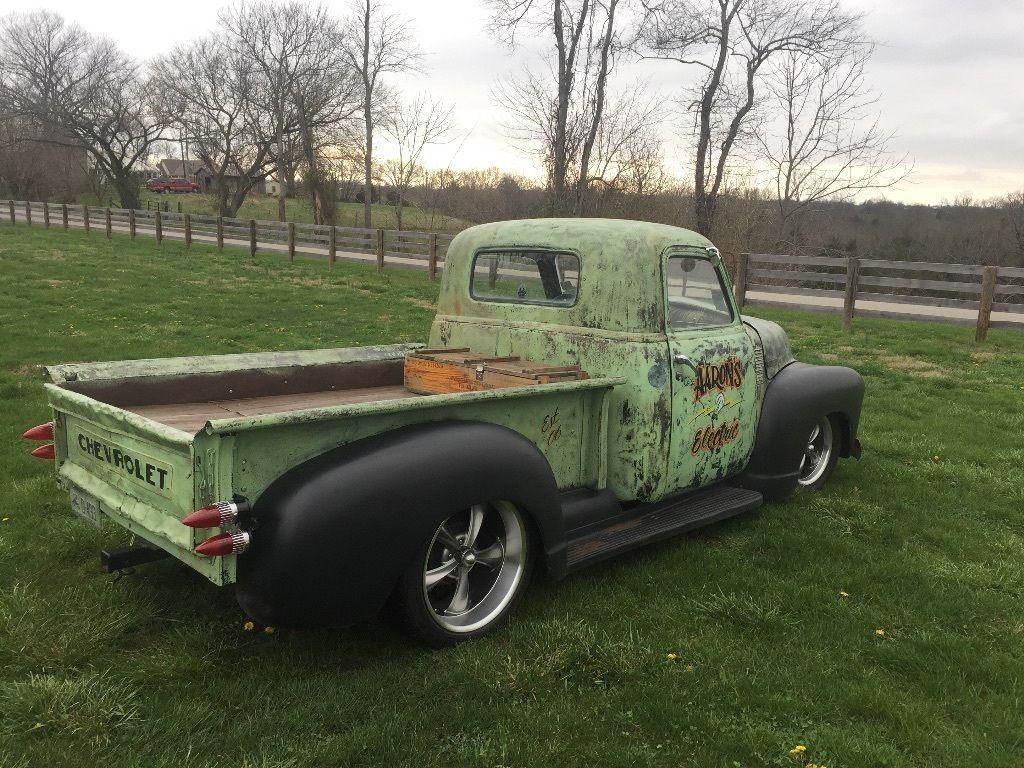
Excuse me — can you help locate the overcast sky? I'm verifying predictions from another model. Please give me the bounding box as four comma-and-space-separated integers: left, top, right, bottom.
6, 0, 1022, 204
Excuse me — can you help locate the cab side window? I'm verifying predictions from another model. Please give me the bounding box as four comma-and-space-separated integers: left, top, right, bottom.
666, 256, 734, 329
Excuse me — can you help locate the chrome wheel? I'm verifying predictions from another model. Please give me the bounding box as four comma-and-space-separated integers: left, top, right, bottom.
422, 502, 526, 634
798, 417, 834, 487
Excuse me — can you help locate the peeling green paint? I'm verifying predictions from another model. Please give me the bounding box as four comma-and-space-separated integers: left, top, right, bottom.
42, 218, 792, 586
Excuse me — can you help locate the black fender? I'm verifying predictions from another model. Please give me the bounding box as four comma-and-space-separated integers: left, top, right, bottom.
740, 362, 864, 500
235, 421, 564, 627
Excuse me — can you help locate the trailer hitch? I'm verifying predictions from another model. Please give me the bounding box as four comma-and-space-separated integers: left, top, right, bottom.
101, 537, 170, 576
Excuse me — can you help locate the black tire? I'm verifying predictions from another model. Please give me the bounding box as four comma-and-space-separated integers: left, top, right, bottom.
797, 414, 840, 491
392, 501, 532, 647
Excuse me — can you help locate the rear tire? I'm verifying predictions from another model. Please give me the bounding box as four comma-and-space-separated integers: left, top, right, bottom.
393, 501, 532, 647
797, 414, 840, 491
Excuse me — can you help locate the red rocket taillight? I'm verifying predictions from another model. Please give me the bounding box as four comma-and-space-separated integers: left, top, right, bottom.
23, 422, 54, 441
195, 531, 250, 556
181, 500, 250, 528
31, 444, 56, 460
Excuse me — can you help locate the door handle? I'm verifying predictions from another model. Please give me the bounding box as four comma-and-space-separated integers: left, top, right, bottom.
673, 353, 697, 373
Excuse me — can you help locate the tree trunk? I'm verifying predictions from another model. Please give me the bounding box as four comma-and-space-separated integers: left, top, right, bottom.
113, 171, 140, 210
361, 0, 373, 229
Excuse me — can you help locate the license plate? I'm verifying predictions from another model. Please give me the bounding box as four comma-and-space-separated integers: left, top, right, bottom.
69, 487, 102, 529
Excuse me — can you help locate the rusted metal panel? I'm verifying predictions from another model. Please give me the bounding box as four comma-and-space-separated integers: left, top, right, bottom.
218, 378, 622, 500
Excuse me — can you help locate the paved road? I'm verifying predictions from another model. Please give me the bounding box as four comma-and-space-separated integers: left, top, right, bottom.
9, 211, 1023, 329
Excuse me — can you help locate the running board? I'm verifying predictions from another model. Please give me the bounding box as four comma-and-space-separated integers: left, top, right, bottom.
565, 485, 763, 571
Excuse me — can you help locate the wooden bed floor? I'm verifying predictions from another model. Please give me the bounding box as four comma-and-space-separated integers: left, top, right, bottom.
127, 385, 417, 433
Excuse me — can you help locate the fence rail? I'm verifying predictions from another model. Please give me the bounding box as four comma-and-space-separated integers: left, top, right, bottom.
7, 199, 454, 279
8, 199, 1024, 338
734, 252, 1024, 340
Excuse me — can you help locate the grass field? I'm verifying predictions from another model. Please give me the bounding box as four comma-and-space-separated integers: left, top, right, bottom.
124, 191, 473, 233
2, 223, 1024, 768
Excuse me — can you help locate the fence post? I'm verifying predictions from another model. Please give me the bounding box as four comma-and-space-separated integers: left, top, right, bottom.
843, 255, 859, 330
216, 217, 224, 250
177, 201, 182, 214
329, 225, 337, 267
24, 201, 31, 226
43, 202, 50, 228
733, 253, 748, 309
287, 222, 295, 262
83, 205, 90, 234
155, 209, 162, 244
428, 233, 439, 281
105, 208, 112, 238
376, 228, 385, 270
8, 200, 14, 224
249, 220, 257, 257
129, 208, 136, 238
62, 204, 68, 230
976, 266, 998, 343
184, 214, 192, 249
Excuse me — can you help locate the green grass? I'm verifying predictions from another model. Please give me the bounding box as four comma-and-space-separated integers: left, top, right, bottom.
2, 223, 1024, 767
125, 191, 473, 233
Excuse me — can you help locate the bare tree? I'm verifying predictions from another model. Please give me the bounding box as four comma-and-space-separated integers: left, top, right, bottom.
0, 11, 165, 209
151, 36, 277, 217
489, 0, 624, 215
343, 0, 422, 229
640, 0, 862, 236
757, 45, 909, 238
221, 1, 361, 223
379, 95, 454, 229
1002, 191, 1024, 261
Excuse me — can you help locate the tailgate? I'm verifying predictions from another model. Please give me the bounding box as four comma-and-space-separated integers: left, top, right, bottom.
44, 383, 233, 585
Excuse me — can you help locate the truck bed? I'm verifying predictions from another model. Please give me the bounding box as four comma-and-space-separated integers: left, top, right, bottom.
42, 344, 624, 585
127, 385, 417, 433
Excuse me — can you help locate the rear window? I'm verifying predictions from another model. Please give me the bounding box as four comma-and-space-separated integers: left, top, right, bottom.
471, 250, 580, 307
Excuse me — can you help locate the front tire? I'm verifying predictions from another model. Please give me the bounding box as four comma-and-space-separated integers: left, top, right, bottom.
393, 501, 531, 647
797, 414, 840, 490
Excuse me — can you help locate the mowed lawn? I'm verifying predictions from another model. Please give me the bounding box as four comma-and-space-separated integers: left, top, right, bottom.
1, 224, 1023, 768
126, 191, 473, 233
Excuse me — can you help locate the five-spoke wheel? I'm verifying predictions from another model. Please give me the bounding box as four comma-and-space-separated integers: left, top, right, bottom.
394, 501, 531, 646
797, 415, 839, 490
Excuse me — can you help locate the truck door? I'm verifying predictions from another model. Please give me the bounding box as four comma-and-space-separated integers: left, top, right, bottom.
664, 248, 758, 492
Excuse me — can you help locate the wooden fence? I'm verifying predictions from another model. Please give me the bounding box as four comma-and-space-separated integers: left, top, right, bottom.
8, 199, 1024, 339
6, 199, 454, 280
733, 252, 1024, 340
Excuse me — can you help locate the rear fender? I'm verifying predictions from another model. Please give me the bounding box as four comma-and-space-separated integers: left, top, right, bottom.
236, 421, 563, 626
740, 362, 864, 500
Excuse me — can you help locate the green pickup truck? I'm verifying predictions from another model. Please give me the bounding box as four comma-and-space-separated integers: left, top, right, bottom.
24, 219, 863, 646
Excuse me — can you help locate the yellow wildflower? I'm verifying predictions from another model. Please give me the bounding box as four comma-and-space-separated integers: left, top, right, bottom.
839, 590, 849, 598
264, 625, 277, 634
666, 652, 678, 661
1, 517, 9, 523
789, 745, 807, 756
242, 620, 255, 631
875, 628, 885, 638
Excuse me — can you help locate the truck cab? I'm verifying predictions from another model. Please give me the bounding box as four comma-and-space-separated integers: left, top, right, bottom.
29, 218, 863, 646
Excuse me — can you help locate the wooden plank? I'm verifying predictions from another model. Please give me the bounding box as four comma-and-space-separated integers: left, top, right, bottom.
748, 268, 846, 284
733, 252, 748, 308
856, 274, 982, 294
748, 284, 843, 299
998, 266, 1024, 279
977, 266, 998, 342
746, 253, 848, 267
428, 233, 438, 281
843, 256, 859, 330
856, 291, 980, 310
993, 301, 1024, 313
859, 258, 984, 275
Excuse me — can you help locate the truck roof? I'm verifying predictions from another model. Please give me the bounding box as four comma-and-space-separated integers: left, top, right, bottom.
437, 218, 717, 335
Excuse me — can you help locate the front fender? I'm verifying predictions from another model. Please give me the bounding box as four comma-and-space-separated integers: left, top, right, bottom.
235, 421, 563, 627
740, 362, 864, 500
